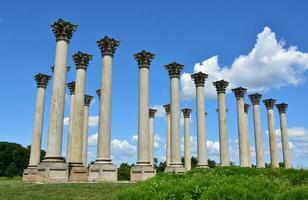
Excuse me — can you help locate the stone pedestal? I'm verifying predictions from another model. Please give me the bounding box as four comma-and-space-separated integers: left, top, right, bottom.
69, 165, 88, 182
23, 167, 40, 182
131, 165, 156, 181
36, 161, 69, 183
89, 163, 117, 182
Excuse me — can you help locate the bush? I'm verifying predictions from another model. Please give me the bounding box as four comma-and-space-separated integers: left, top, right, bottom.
117, 167, 308, 200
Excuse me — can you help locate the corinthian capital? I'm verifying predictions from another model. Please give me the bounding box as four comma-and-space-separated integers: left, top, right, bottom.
72, 51, 93, 70
276, 103, 288, 113
249, 93, 262, 105
191, 72, 208, 87
163, 104, 170, 114
165, 62, 184, 78
134, 50, 155, 68
182, 108, 192, 118
97, 36, 120, 57
84, 95, 93, 106
263, 98, 276, 109
67, 81, 75, 95
232, 87, 247, 99
149, 108, 157, 118
213, 80, 229, 94
50, 18, 77, 43
34, 73, 51, 88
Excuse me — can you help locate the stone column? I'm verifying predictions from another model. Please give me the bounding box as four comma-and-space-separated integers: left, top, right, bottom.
249, 93, 265, 168
82, 95, 93, 167
191, 72, 208, 168
69, 51, 92, 182
130, 50, 156, 181
165, 62, 185, 173
263, 98, 279, 168
44, 19, 77, 163
182, 108, 192, 171
89, 36, 119, 182
244, 103, 251, 167
23, 74, 51, 181
149, 108, 157, 166
213, 80, 230, 166
232, 87, 249, 167
28, 74, 52, 168
276, 103, 291, 169
66, 81, 75, 163
164, 104, 171, 167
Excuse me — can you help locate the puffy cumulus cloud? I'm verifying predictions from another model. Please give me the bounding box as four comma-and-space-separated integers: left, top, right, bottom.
181, 27, 308, 99
181, 136, 220, 158
88, 133, 98, 146
64, 115, 99, 127
151, 105, 165, 118
88, 116, 99, 127
131, 134, 162, 149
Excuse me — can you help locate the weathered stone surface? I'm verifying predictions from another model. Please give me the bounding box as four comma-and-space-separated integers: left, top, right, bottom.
89, 163, 117, 182
131, 165, 156, 181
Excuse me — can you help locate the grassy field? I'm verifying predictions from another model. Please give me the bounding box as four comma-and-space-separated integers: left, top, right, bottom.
1, 167, 308, 200
0, 177, 132, 200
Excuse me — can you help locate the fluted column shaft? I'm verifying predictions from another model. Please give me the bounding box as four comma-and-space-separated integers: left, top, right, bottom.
29, 74, 51, 167
213, 80, 229, 166
45, 40, 69, 161
182, 109, 191, 170
164, 105, 171, 166
170, 77, 181, 165
277, 103, 291, 168
232, 87, 248, 167
149, 109, 156, 166
264, 99, 279, 168
66, 82, 75, 162
196, 86, 208, 167
97, 55, 113, 162
244, 104, 251, 167
249, 93, 265, 168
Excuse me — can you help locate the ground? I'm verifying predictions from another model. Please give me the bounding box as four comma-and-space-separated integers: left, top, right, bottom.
1, 167, 308, 200
0, 177, 132, 200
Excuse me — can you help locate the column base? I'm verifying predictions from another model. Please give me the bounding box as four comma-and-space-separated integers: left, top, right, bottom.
88, 162, 117, 182
42, 156, 66, 163
68, 163, 88, 182
256, 164, 265, 168
130, 164, 156, 181
36, 161, 69, 183
197, 164, 209, 169
164, 163, 186, 174
23, 166, 40, 182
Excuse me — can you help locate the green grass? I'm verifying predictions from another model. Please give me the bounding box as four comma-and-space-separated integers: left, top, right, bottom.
1, 168, 308, 200
0, 177, 132, 200
117, 167, 308, 200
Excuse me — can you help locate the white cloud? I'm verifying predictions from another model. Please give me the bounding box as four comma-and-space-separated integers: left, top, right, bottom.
132, 135, 138, 142
151, 105, 165, 118
88, 133, 98, 146
181, 26, 308, 99
64, 115, 99, 127
88, 116, 99, 127
63, 117, 69, 126
154, 134, 162, 149
111, 139, 137, 158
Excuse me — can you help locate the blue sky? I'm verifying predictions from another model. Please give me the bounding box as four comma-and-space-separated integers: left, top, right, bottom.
0, 0, 308, 168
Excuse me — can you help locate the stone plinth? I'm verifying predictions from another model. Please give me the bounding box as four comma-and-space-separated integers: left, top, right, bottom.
89, 163, 117, 182
36, 161, 69, 183
68, 165, 88, 182
131, 165, 156, 181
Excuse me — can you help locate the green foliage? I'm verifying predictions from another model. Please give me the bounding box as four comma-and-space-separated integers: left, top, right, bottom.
0, 142, 45, 177
117, 167, 308, 200
117, 163, 131, 181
